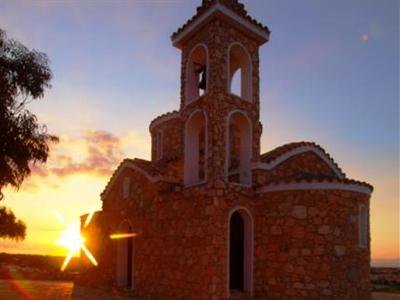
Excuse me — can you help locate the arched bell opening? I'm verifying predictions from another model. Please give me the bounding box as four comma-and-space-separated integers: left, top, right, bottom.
228, 208, 253, 296
186, 44, 208, 104
230, 69, 241, 96
116, 220, 135, 289
227, 42, 252, 102
184, 110, 207, 186
226, 110, 252, 185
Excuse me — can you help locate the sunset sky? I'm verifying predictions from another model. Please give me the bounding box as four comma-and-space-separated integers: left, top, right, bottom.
0, 0, 398, 266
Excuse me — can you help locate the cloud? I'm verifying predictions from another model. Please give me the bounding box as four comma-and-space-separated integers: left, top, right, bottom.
30, 130, 127, 182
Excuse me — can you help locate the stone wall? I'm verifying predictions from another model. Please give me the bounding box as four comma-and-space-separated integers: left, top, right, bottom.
150, 115, 182, 163
83, 169, 235, 299
81, 165, 272, 299
78, 211, 115, 288
81, 168, 371, 300
254, 189, 371, 299
253, 151, 340, 187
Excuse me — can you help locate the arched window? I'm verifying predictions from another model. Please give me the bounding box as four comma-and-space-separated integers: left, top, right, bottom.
184, 110, 207, 185
227, 43, 252, 102
116, 221, 134, 289
156, 130, 163, 160
359, 204, 368, 248
226, 111, 252, 185
228, 208, 253, 296
186, 44, 208, 103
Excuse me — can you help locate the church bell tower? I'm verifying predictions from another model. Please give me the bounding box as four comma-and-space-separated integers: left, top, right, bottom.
171, 0, 270, 186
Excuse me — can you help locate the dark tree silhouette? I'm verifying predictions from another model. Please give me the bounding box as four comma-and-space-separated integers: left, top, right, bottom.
0, 29, 58, 240
0, 207, 26, 240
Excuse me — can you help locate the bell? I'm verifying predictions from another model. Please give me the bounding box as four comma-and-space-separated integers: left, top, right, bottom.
198, 67, 207, 90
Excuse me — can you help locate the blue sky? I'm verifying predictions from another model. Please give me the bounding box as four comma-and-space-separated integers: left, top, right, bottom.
0, 0, 398, 263
1, 0, 396, 153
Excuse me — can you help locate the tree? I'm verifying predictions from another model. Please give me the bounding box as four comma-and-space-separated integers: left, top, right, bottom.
0, 29, 58, 240
0, 207, 25, 241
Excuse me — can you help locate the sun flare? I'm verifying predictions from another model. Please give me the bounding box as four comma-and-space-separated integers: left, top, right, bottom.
54, 210, 98, 271
57, 222, 84, 252
110, 233, 137, 239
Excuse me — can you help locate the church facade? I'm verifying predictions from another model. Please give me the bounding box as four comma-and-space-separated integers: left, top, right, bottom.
79, 1, 373, 299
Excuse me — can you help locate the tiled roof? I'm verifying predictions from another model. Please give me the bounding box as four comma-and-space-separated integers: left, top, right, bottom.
263, 176, 373, 191
171, 0, 270, 41
260, 141, 344, 176
149, 110, 180, 131
125, 158, 164, 177
100, 158, 178, 197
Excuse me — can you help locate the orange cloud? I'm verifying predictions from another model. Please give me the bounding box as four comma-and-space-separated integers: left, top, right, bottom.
30, 130, 124, 181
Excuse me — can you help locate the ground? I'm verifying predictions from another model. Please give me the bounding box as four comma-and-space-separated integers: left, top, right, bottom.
0, 280, 135, 300
0, 280, 399, 300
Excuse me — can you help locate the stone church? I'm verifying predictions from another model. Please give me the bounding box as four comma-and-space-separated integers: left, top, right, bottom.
79, 1, 373, 299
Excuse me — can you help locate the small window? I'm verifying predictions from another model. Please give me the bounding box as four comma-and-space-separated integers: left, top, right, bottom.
156, 131, 163, 160
123, 177, 131, 199
359, 204, 368, 247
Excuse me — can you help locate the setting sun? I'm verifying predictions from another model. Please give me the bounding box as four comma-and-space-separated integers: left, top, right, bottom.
56, 222, 84, 271
55, 217, 98, 271
56, 222, 83, 254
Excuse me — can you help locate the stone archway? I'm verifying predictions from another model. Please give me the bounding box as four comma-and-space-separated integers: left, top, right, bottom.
116, 221, 134, 289
230, 211, 244, 291
228, 207, 253, 296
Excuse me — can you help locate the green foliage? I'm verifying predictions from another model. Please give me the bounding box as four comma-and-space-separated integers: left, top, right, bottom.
0, 29, 58, 198
0, 29, 58, 240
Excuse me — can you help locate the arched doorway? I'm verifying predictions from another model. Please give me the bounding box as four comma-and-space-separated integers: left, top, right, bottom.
228, 208, 253, 296
230, 211, 244, 291
116, 221, 134, 289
